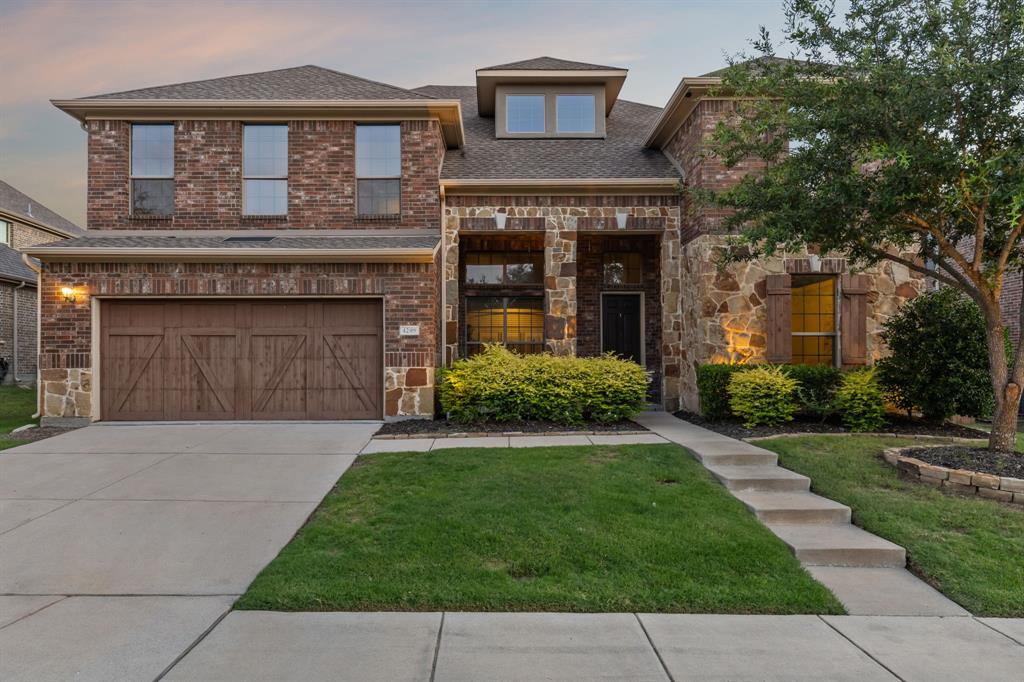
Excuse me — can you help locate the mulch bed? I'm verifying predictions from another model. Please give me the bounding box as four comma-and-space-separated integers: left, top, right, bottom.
899, 445, 1024, 479
674, 411, 988, 441
3, 425, 83, 444
375, 418, 648, 438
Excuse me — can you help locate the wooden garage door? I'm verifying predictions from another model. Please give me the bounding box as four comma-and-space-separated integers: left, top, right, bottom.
100, 300, 382, 421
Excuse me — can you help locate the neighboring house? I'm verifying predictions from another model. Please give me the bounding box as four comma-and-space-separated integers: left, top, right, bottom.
29, 57, 922, 423
0, 181, 83, 384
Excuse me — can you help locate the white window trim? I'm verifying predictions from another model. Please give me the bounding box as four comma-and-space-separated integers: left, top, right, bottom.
129, 123, 175, 217
355, 124, 402, 217
242, 124, 289, 216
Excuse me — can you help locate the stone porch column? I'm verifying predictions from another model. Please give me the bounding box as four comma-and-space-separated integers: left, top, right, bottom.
443, 210, 460, 365
660, 216, 684, 411
544, 216, 577, 355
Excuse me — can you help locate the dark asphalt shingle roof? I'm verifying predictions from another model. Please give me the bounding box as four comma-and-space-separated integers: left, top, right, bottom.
479, 57, 623, 71
0, 244, 37, 284
29, 234, 440, 251
75, 65, 433, 101
413, 85, 678, 180
0, 181, 83, 236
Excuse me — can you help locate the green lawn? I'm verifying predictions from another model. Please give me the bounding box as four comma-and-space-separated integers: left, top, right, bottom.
238, 444, 843, 614
0, 385, 37, 450
759, 435, 1024, 617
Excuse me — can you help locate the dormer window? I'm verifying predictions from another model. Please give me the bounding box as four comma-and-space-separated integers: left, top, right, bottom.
556, 95, 596, 134
506, 95, 545, 134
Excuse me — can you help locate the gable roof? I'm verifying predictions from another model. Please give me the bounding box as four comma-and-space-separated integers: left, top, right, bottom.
72, 65, 433, 101
414, 85, 679, 184
0, 180, 83, 237
478, 56, 623, 72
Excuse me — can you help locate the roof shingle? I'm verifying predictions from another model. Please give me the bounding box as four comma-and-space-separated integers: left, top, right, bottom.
0, 244, 36, 284
413, 85, 678, 181
28, 234, 439, 251
0, 180, 83, 236
478, 57, 623, 71
74, 65, 433, 102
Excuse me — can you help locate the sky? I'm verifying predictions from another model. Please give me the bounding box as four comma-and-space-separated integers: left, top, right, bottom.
1, 0, 803, 227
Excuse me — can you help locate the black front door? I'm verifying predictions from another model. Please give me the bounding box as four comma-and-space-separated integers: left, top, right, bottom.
602, 294, 643, 363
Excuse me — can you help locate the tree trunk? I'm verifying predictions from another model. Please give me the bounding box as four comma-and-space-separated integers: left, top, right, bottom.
984, 316, 1020, 452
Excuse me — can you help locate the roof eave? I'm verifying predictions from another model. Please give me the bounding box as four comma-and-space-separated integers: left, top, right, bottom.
24, 246, 438, 264
51, 99, 466, 149
440, 177, 680, 195
0, 207, 82, 239
474, 70, 628, 116
643, 77, 721, 148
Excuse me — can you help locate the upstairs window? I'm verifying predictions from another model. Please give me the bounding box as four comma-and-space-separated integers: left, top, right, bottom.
0, 220, 9, 246
243, 125, 288, 215
556, 94, 596, 134
131, 124, 174, 216
506, 95, 545, 133
356, 125, 401, 217
464, 252, 543, 286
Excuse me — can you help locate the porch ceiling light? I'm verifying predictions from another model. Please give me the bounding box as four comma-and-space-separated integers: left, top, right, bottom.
60, 287, 77, 303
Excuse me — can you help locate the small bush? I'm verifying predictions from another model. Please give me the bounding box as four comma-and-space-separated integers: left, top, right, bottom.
727, 365, 799, 427
877, 288, 999, 421
783, 364, 842, 421
696, 364, 750, 419
438, 345, 648, 424
835, 367, 887, 432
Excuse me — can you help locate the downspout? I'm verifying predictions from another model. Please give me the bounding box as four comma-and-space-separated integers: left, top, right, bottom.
21, 253, 42, 419
11, 280, 26, 384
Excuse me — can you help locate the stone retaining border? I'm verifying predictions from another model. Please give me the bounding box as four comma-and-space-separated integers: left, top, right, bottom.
374, 430, 650, 440
882, 445, 1024, 505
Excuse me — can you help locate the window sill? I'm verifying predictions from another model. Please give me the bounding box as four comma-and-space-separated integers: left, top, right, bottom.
130, 214, 173, 221
241, 214, 288, 221
355, 214, 401, 222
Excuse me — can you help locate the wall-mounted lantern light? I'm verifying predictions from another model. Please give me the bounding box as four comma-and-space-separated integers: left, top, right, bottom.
60, 287, 77, 303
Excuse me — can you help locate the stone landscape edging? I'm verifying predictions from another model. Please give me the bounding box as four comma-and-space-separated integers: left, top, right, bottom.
882, 445, 1024, 505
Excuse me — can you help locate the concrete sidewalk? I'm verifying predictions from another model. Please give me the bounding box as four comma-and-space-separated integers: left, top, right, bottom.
360, 432, 668, 453
164, 611, 1024, 682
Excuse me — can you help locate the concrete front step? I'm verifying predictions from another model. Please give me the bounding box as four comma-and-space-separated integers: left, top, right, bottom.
705, 464, 811, 492
698, 452, 779, 467
732, 491, 852, 524
768, 524, 906, 568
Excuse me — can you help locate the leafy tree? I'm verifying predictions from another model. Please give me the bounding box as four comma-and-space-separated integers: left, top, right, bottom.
708, 0, 1024, 451
877, 288, 998, 420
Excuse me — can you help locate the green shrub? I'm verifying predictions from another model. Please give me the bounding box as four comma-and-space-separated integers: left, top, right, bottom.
783, 364, 842, 421
835, 367, 887, 432
438, 345, 648, 424
727, 365, 799, 427
696, 364, 749, 419
877, 288, 1000, 421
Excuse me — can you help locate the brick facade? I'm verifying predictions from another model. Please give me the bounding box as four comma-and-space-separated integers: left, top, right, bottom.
38, 260, 439, 419
86, 119, 444, 231
0, 283, 37, 381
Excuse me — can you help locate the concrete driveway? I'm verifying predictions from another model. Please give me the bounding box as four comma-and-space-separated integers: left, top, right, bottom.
0, 422, 377, 682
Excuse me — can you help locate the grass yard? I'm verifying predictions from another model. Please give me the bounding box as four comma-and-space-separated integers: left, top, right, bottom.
238, 444, 843, 614
0, 385, 37, 450
760, 435, 1024, 617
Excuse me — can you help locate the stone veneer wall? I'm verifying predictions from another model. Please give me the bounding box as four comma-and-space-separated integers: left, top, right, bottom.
676, 235, 926, 411
37, 260, 440, 420
443, 195, 685, 410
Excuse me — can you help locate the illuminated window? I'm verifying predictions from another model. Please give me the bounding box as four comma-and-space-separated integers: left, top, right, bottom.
465, 296, 544, 356
464, 252, 543, 285
603, 252, 642, 285
791, 275, 837, 365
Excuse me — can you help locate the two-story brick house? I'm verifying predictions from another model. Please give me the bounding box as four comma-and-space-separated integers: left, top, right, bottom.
0, 181, 83, 384
29, 57, 923, 423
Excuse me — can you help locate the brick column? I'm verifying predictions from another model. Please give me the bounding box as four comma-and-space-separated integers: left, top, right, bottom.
544, 216, 577, 355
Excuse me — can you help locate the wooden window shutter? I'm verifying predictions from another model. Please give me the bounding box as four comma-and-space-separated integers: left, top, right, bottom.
841, 274, 870, 365
765, 274, 792, 363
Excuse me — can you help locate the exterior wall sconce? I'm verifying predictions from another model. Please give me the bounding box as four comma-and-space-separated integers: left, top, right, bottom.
615, 211, 629, 230
494, 210, 507, 230
60, 287, 77, 303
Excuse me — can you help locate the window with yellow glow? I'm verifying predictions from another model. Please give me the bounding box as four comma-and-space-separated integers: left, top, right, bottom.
465, 296, 544, 355
791, 276, 837, 365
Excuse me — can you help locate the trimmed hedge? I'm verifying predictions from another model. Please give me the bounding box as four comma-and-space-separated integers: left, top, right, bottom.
727, 365, 800, 427
836, 368, 887, 432
696, 364, 749, 420
783, 364, 842, 421
438, 345, 648, 424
